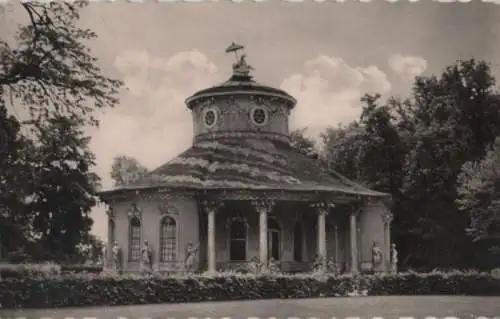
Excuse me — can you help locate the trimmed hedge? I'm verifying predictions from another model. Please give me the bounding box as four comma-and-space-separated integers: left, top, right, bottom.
60, 264, 103, 274
0, 263, 103, 279
0, 262, 62, 279
0, 270, 499, 309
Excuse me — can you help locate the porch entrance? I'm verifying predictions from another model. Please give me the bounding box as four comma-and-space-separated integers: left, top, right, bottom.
268, 218, 281, 260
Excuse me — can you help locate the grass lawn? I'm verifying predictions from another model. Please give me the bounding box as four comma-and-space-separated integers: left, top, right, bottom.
1, 296, 499, 319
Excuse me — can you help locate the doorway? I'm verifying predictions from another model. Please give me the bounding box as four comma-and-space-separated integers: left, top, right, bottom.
268, 218, 281, 260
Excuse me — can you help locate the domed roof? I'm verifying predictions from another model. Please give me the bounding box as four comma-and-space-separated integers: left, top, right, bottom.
99, 43, 389, 200
103, 138, 388, 198
186, 74, 296, 108
185, 43, 296, 108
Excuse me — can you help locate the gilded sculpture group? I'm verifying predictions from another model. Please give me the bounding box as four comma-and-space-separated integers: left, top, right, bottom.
107, 241, 397, 274
108, 241, 199, 274
372, 241, 398, 273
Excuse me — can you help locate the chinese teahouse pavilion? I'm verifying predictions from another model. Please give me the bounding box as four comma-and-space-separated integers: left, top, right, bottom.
101, 43, 394, 274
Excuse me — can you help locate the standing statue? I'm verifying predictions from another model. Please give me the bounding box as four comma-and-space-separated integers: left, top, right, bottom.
390, 243, 398, 273
184, 242, 199, 273
112, 241, 122, 273
140, 240, 153, 275
101, 245, 106, 266
248, 256, 261, 274
311, 253, 326, 273
371, 241, 383, 272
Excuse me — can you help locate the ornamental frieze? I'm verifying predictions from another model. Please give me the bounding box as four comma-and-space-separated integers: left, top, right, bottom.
102, 187, 367, 205
195, 131, 290, 145
190, 94, 294, 111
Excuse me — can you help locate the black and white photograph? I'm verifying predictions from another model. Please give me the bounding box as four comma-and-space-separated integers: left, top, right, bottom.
0, 0, 500, 318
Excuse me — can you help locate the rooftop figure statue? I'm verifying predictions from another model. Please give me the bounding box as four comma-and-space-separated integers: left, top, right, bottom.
225, 42, 253, 77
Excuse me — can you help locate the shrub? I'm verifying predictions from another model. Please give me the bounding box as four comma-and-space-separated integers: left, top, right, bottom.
0, 262, 61, 279
60, 264, 103, 274
0, 270, 498, 309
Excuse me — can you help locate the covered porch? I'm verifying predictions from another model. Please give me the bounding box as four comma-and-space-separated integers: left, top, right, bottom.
198, 196, 393, 274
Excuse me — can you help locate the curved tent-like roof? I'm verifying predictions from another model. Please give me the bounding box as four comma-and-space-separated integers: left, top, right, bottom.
101, 44, 389, 200
101, 138, 388, 198
185, 74, 296, 108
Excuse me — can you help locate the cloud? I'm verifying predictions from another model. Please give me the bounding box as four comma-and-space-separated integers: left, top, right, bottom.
281, 55, 391, 136
88, 49, 222, 239
388, 54, 428, 80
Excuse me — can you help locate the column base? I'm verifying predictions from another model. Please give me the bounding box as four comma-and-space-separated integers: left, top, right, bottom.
203, 269, 218, 275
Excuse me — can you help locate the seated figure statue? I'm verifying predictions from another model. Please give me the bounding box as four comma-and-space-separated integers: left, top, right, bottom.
268, 257, 279, 273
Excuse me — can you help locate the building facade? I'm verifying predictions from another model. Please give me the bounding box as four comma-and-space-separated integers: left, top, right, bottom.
101, 44, 393, 274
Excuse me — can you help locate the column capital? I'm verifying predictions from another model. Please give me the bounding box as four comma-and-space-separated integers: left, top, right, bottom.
251, 199, 275, 214
382, 211, 394, 225
202, 199, 224, 214
350, 207, 362, 218
106, 206, 115, 219
310, 201, 335, 215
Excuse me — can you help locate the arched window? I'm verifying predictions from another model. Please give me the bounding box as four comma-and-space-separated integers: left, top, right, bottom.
268, 218, 281, 260
129, 217, 141, 261
229, 219, 247, 261
159, 216, 177, 262
293, 222, 303, 262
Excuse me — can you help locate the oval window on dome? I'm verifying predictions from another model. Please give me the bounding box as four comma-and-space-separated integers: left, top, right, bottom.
203, 108, 218, 128
251, 107, 268, 126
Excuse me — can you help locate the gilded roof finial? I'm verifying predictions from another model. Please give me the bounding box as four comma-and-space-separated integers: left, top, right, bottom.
225, 42, 254, 78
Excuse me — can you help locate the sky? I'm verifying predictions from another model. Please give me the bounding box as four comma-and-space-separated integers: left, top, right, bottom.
3, 0, 500, 241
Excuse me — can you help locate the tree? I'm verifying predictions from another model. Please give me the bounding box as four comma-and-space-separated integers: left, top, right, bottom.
398, 60, 500, 268
457, 137, 500, 241
110, 155, 148, 187
321, 122, 366, 183
320, 60, 500, 270
321, 95, 406, 194
0, 1, 122, 259
289, 128, 320, 159
456, 137, 500, 268
76, 234, 105, 264
0, 98, 36, 255
0, 1, 122, 128
28, 116, 100, 261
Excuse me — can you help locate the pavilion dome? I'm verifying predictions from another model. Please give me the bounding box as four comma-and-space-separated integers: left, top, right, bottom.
185, 73, 296, 109
100, 44, 388, 200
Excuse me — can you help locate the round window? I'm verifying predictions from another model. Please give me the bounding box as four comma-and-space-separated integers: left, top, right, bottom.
203, 108, 218, 128
251, 107, 268, 126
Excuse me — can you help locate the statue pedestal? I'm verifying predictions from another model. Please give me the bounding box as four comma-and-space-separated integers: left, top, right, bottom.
372, 262, 384, 273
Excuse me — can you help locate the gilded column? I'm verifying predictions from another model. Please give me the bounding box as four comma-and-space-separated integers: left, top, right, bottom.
311, 201, 334, 271
203, 200, 223, 273
106, 206, 114, 267
350, 208, 359, 273
334, 224, 339, 266
382, 210, 394, 273
318, 209, 327, 268
252, 200, 275, 269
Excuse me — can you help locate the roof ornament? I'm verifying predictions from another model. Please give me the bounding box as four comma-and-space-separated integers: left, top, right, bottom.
225, 42, 254, 77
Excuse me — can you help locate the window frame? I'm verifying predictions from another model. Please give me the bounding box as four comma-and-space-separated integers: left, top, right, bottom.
159, 215, 178, 263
